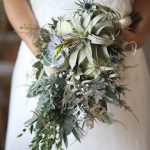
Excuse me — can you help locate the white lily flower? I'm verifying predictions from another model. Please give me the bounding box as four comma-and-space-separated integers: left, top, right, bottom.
56, 19, 73, 35
119, 16, 132, 29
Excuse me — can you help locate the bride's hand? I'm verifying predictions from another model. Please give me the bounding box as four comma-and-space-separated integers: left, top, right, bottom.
123, 0, 150, 49
4, 0, 40, 56
123, 30, 144, 49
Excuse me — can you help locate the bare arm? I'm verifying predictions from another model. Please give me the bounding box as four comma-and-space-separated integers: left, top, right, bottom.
3, 0, 40, 55
124, 0, 150, 48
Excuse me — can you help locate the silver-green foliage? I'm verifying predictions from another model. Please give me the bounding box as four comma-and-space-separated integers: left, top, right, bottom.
19, 0, 137, 150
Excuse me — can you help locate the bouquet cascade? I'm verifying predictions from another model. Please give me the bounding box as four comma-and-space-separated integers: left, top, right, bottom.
19, 1, 140, 150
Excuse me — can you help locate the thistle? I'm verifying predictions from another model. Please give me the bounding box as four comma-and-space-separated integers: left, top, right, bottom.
75, 0, 95, 12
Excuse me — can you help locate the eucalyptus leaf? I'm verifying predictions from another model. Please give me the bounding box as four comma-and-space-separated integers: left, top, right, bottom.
63, 115, 75, 135
63, 132, 68, 148
17, 134, 23, 138
24, 114, 38, 126
30, 124, 34, 134
43, 55, 51, 66
72, 128, 81, 142
43, 57, 69, 75
36, 119, 44, 130
102, 88, 119, 105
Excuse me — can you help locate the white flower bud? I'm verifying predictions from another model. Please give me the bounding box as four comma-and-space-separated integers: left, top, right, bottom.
56, 19, 73, 35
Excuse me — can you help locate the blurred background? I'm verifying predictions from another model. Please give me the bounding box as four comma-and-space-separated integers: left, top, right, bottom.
0, 0, 149, 150
0, 0, 20, 149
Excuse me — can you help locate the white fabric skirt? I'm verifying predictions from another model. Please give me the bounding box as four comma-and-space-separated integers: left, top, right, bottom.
5, 41, 150, 150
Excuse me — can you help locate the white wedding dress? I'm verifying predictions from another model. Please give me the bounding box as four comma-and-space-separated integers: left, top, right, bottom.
5, 0, 150, 150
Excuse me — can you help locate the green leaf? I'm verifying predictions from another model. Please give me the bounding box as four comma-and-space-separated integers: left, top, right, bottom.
78, 48, 86, 65
55, 76, 66, 85
17, 133, 23, 138
87, 34, 114, 45
63, 133, 68, 148
40, 28, 50, 42
24, 114, 38, 126
94, 21, 114, 35
30, 124, 34, 134
43, 56, 69, 74
43, 55, 51, 66
63, 115, 75, 135
37, 96, 49, 107
93, 76, 105, 83
82, 11, 91, 29
69, 48, 80, 69
41, 43, 48, 50
72, 128, 81, 142
102, 88, 119, 105
27, 88, 36, 98
23, 129, 26, 132
35, 54, 42, 60
72, 13, 85, 33
36, 119, 44, 130
59, 127, 64, 142
102, 46, 110, 59
84, 68, 95, 76
53, 45, 63, 59
84, 41, 93, 64
87, 14, 106, 33
102, 113, 112, 124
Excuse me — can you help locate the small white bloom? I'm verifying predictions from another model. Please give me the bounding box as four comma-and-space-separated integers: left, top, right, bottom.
119, 16, 132, 29
59, 73, 63, 78
86, 84, 89, 87
56, 19, 73, 35
55, 84, 58, 88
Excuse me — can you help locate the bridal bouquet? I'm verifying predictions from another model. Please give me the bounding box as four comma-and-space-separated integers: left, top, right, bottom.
19, 0, 140, 149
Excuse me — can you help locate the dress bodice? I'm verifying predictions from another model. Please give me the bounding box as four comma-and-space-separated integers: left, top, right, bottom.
29, 0, 134, 27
